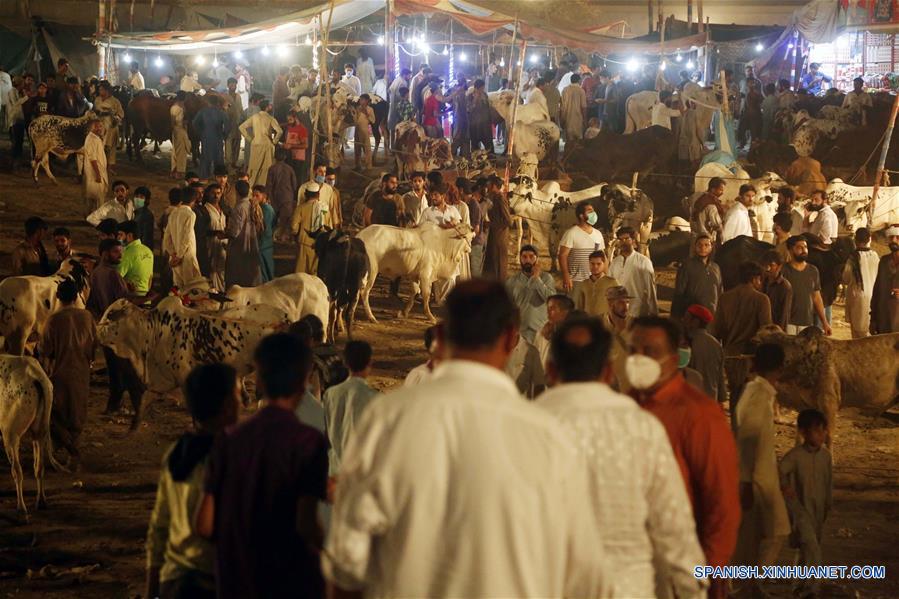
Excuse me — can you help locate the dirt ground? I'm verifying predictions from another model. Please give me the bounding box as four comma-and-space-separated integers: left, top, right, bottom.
0, 143, 897, 598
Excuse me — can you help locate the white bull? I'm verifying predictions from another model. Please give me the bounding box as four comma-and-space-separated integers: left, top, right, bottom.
0, 355, 66, 514
624, 90, 659, 133
488, 91, 560, 161
357, 223, 474, 323
825, 178, 899, 232
225, 273, 330, 325
97, 297, 284, 394
0, 259, 90, 355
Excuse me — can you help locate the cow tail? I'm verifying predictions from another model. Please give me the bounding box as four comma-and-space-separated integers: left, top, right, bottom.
31, 367, 68, 473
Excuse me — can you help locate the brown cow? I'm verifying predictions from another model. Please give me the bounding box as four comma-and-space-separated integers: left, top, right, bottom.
126, 92, 173, 161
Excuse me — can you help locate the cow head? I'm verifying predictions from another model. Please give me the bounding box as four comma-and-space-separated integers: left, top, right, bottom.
755, 324, 830, 385
98, 298, 153, 382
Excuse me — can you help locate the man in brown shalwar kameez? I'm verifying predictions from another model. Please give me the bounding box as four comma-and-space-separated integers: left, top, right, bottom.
482, 175, 511, 281
41, 279, 97, 466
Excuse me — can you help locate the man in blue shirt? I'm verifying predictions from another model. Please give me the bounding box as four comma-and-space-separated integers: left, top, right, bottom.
800, 63, 832, 96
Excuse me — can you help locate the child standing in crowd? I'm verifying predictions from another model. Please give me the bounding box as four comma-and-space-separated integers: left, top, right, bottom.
145, 363, 239, 599
780, 409, 833, 598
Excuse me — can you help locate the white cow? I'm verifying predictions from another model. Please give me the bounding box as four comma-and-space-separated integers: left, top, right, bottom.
825, 178, 899, 232
98, 297, 284, 394
488, 91, 561, 161
508, 178, 607, 261
225, 273, 330, 326
357, 223, 474, 323
624, 90, 659, 133
680, 83, 720, 139
0, 355, 66, 513
0, 259, 90, 355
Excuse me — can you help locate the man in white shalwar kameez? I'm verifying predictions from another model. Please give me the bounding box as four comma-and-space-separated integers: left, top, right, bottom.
239, 99, 282, 187
608, 227, 658, 317
537, 318, 708, 599
82, 120, 108, 213
324, 281, 614, 599
732, 345, 790, 598
170, 92, 190, 178
842, 227, 880, 338
526, 80, 550, 121
162, 193, 203, 289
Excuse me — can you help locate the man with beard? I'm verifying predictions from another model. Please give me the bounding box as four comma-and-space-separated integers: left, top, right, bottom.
870, 225, 899, 334
364, 173, 401, 226
781, 237, 831, 336
801, 190, 838, 246
505, 245, 557, 344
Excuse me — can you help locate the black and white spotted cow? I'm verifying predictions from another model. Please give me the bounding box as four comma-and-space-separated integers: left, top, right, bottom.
0, 259, 90, 355
786, 109, 852, 157
28, 111, 97, 184
0, 355, 66, 514
97, 296, 285, 396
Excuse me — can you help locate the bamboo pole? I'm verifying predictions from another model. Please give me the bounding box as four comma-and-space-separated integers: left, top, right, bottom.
309, 0, 336, 179
871, 92, 899, 223
504, 39, 528, 192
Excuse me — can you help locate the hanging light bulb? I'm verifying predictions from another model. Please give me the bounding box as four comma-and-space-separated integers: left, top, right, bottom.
675, 52, 683, 62
442, 46, 449, 56
660, 61, 667, 71
276, 45, 289, 57
194, 55, 205, 66
529, 54, 539, 64
499, 57, 505, 67
154, 56, 164, 68
122, 52, 132, 63
755, 42, 764, 52
377, 35, 384, 45
261, 46, 270, 56
233, 50, 243, 60
626, 58, 639, 72
420, 42, 430, 54
305, 34, 312, 46
212, 56, 220, 68
686, 60, 695, 69
459, 52, 467, 62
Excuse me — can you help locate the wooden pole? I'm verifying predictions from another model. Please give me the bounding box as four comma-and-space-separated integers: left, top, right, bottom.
98, 0, 107, 78
719, 69, 728, 116
698, 0, 703, 33
309, 0, 336, 179
687, 0, 693, 29
384, 0, 391, 81
648, 0, 653, 34
871, 92, 899, 223
503, 22, 525, 193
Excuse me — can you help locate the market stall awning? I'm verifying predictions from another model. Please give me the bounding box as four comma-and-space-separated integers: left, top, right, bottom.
101, 0, 384, 54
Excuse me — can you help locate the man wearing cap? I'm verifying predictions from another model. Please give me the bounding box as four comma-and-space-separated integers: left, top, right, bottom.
672, 234, 722, 319
11, 216, 51, 276
870, 225, 899, 334
291, 181, 323, 275
683, 304, 726, 403
603, 285, 632, 392
506, 245, 557, 344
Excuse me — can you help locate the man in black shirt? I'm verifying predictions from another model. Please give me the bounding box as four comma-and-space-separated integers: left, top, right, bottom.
364, 172, 401, 226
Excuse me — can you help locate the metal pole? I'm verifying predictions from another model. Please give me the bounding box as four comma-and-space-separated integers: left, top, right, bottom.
871, 91, 899, 223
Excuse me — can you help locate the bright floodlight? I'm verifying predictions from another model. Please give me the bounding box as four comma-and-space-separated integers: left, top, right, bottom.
755, 42, 764, 52
626, 58, 639, 72
277, 45, 288, 57
233, 50, 243, 59
676, 53, 682, 62
122, 52, 132, 63
377, 35, 384, 45
420, 43, 430, 54
686, 60, 695, 69
261, 46, 270, 56
194, 55, 205, 66
459, 52, 468, 62
154, 56, 164, 68
529, 54, 539, 64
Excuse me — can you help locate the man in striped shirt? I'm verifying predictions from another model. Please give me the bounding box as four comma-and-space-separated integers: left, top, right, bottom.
558, 200, 605, 291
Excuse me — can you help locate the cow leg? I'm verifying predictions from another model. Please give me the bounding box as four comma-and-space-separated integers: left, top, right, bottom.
417, 275, 438, 323
31, 439, 46, 509
41, 154, 57, 185
362, 265, 379, 323
31, 154, 42, 183
346, 291, 361, 339
5, 433, 26, 514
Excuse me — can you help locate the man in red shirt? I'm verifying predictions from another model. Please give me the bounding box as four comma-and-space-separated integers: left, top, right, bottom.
627, 316, 740, 599
422, 81, 444, 139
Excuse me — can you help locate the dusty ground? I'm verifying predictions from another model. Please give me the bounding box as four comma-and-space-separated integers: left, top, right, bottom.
0, 144, 896, 598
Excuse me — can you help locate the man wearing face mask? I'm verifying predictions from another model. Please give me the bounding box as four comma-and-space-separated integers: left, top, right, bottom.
132, 186, 155, 251
870, 225, 899, 334
506, 245, 557, 344
801, 190, 837, 245
558, 201, 605, 292
627, 316, 740, 599
297, 165, 339, 229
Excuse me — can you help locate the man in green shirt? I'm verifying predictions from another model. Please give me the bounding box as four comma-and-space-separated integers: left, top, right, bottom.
116, 220, 154, 295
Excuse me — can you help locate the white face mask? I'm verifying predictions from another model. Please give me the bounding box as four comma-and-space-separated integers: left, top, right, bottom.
625, 354, 662, 391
